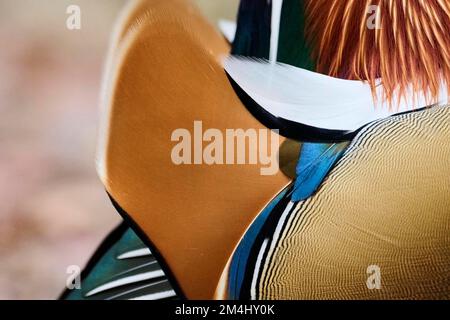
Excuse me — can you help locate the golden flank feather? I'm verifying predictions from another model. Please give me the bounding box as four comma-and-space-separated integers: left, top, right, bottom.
305, 0, 450, 107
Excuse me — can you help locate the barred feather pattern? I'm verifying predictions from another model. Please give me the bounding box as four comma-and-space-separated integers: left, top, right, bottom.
305, 0, 450, 107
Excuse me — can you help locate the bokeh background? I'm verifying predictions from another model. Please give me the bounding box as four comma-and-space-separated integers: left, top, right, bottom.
0, 0, 239, 300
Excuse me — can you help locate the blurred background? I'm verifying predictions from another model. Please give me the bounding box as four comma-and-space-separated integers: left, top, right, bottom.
0, 0, 239, 299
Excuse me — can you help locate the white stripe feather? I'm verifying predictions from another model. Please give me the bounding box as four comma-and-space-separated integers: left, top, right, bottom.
105, 279, 169, 300
269, 201, 294, 250
85, 270, 165, 297
117, 248, 152, 260
250, 238, 269, 300
218, 19, 237, 44
129, 290, 177, 300
224, 57, 449, 132
270, 0, 283, 63
250, 201, 294, 300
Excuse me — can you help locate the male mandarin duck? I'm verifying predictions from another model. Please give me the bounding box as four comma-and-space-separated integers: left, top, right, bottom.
63, 0, 450, 300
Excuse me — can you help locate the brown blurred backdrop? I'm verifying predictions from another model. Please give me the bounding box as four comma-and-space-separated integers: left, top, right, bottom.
0, 0, 239, 300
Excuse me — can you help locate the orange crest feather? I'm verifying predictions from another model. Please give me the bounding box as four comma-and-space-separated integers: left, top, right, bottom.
305, 0, 450, 106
